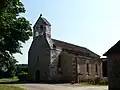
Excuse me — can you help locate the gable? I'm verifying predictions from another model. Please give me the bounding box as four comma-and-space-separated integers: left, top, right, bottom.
33, 16, 51, 29
29, 36, 50, 55
103, 40, 120, 56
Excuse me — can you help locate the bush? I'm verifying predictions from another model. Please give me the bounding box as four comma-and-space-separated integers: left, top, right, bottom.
94, 76, 101, 84
3, 70, 15, 78
18, 72, 28, 81
15, 64, 28, 76
86, 77, 108, 85
87, 78, 95, 84
100, 79, 108, 85
71, 81, 75, 84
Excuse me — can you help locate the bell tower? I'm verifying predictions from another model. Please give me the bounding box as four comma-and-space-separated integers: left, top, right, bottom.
33, 14, 51, 39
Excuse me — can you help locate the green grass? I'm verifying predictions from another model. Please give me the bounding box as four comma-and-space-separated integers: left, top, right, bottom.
0, 77, 19, 83
0, 84, 24, 90
0, 78, 25, 90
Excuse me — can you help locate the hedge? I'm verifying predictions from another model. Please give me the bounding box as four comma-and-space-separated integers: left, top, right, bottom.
18, 72, 28, 81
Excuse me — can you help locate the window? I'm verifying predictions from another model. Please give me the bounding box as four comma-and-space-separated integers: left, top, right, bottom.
35, 31, 39, 37
95, 64, 98, 75
53, 44, 56, 48
58, 55, 61, 68
40, 25, 43, 29
58, 55, 62, 75
86, 63, 89, 74
77, 64, 80, 73
37, 56, 39, 62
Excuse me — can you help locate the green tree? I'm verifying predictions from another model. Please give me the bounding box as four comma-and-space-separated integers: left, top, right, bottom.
0, 0, 11, 12
0, 0, 32, 77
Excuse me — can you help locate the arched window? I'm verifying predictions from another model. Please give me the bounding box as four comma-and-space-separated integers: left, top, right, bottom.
86, 63, 89, 74
95, 64, 98, 74
57, 55, 62, 75
58, 55, 61, 68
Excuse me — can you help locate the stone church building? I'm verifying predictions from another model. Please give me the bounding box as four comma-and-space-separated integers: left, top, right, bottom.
28, 15, 103, 83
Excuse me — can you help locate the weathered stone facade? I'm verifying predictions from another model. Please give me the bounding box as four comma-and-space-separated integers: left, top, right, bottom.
28, 15, 103, 83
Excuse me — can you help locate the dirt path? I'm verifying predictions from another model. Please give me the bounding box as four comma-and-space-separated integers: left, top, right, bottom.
13, 84, 108, 90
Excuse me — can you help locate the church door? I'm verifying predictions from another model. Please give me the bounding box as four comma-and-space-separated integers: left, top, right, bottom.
35, 69, 40, 82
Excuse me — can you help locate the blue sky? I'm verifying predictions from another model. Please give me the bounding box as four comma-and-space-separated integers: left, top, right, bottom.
14, 0, 120, 64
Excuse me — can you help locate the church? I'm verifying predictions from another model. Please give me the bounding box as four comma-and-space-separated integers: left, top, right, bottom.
28, 15, 103, 83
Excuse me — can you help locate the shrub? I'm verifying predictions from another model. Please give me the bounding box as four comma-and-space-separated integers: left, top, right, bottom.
94, 76, 101, 84
15, 64, 28, 76
71, 81, 75, 84
86, 77, 108, 85
100, 79, 108, 85
87, 78, 95, 84
18, 72, 28, 81
3, 70, 15, 78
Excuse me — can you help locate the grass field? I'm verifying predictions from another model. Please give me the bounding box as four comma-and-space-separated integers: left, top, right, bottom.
0, 84, 24, 90
0, 77, 19, 83
0, 77, 25, 90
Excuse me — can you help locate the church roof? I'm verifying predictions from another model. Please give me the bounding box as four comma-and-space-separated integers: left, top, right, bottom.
39, 14, 51, 26
103, 40, 120, 56
33, 15, 51, 28
52, 39, 100, 58
42, 17, 51, 26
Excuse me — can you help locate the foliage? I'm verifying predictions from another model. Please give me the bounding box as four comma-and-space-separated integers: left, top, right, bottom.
0, 84, 24, 90
15, 64, 28, 76
71, 81, 75, 84
18, 72, 28, 81
100, 79, 108, 85
4, 58, 17, 78
86, 77, 108, 85
0, 55, 17, 78
0, 0, 32, 54
0, 0, 32, 77
0, 0, 12, 12
94, 77, 101, 84
87, 78, 95, 84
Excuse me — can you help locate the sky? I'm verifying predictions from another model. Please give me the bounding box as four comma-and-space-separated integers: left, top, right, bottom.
14, 0, 120, 64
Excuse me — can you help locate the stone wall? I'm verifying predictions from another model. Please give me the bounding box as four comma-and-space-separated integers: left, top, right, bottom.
60, 51, 75, 82
49, 47, 62, 81
76, 56, 102, 82
28, 36, 50, 82
56, 51, 102, 82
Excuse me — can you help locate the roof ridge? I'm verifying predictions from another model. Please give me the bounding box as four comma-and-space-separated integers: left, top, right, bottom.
52, 38, 85, 48
52, 38, 100, 58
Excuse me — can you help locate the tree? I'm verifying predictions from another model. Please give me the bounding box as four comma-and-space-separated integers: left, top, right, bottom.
0, 0, 32, 77
0, 0, 11, 12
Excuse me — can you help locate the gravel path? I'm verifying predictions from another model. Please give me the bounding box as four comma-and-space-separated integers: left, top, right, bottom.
13, 84, 108, 90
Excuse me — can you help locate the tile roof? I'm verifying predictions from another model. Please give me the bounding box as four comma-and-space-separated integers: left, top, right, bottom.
42, 17, 51, 26
52, 39, 100, 58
